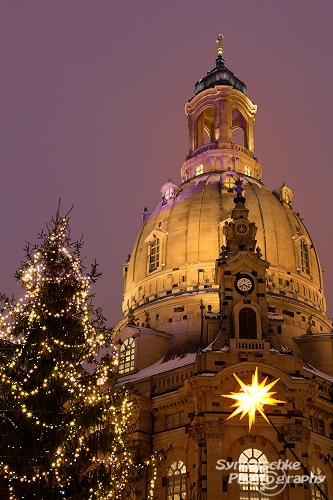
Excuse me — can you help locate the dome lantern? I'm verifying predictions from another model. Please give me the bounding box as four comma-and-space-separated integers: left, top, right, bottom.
182, 36, 262, 182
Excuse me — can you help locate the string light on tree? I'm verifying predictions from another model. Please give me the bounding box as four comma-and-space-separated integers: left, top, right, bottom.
0, 210, 154, 499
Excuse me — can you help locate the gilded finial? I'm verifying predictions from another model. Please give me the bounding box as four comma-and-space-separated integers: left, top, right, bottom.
216, 34, 224, 56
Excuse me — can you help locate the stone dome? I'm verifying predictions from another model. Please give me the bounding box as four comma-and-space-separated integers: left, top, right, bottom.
115, 49, 331, 357
119, 171, 330, 349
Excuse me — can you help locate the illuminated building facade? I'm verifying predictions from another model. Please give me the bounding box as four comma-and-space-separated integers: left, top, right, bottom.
114, 37, 333, 499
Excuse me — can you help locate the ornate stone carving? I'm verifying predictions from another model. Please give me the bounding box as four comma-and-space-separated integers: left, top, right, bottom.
189, 418, 225, 449
282, 424, 310, 443
204, 419, 225, 439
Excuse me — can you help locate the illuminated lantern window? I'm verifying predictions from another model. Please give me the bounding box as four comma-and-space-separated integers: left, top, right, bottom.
239, 448, 269, 499
119, 338, 135, 374
195, 164, 204, 176
244, 165, 251, 176
311, 466, 327, 499
300, 240, 310, 274
149, 237, 160, 272
166, 460, 186, 500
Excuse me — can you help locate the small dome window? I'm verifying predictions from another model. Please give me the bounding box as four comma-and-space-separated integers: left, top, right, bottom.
284, 192, 290, 204
160, 181, 179, 202
195, 164, 204, 176
149, 237, 160, 272
273, 183, 293, 205
244, 166, 251, 176
223, 175, 236, 190
164, 187, 174, 200
300, 240, 310, 274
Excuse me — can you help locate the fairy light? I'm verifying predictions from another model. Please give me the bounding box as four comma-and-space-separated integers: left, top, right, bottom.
0, 214, 155, 499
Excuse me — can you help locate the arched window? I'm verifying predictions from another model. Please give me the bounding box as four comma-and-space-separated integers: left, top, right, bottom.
196, 107, 215, 148
232, 108, 247, 148
166, 460, 186, 499
232, 127, 245, 146
300, 240, 310, 274
311, 466, 327, 499
149, 237, 160, 272
195, 164, 204, 176
164, 187, 174, 200
239, 448, 269, 499
244, 166, 252, 176
223, 175, 236, 190
119, 338, 135, 374
239, 307, 257, 339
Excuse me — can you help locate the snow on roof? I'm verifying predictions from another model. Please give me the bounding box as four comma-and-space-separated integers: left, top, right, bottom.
201, 330, 229, 352
268, 315, 284, 321
303, 363, 333, 383
119, 352, 197, 383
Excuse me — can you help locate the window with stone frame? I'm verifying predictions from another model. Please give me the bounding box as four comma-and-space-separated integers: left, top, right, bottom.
164, 186, 174, 200
300, 240, 310, 274
309, 415, 325, 435
118, 337, 135, 375
166, 411, 184, 430
195, 164, 204, 176
166, 460, 186, 500
239, 448, 269, 500
149, 237, 160, 272
239, 307, 257, 339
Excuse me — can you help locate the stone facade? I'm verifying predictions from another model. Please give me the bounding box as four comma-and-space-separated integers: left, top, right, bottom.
114, 46, 333, 499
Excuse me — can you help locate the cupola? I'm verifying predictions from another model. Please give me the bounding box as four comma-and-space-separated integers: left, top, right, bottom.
181, 35, 262, 182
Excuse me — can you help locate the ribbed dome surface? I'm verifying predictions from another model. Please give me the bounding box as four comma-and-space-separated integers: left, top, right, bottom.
116, 51, 332, 365
119, 171, 332, 346
125, 173, 322, 294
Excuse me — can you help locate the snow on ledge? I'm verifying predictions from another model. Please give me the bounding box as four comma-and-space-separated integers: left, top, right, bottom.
303, 363, 333, 383
119, 353, 197, 383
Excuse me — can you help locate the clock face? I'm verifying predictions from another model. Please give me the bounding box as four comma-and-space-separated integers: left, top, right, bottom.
235, 274, 254, 295
235, 222, 248, 235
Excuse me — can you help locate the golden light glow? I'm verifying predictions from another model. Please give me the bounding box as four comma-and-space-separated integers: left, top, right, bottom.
0, 215, 156, 499
216, 33, 224, 56
222, 367, 285, 431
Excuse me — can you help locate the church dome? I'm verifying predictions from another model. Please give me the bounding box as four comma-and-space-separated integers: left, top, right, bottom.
113, 41, 333, 500
121, 171, 329, 343
116, 40, 331, 357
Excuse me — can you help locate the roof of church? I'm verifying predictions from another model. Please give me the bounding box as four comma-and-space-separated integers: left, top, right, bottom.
194, 53, 247, 96
193, 35, 246, 97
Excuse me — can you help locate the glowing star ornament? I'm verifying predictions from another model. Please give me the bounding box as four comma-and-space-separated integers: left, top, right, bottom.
222, 368, 286, 431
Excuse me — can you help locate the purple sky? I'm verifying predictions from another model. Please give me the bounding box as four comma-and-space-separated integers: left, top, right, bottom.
1, 1, 333, 325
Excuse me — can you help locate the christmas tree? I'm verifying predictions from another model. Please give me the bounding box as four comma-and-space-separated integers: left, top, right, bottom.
0, 211, 153, 499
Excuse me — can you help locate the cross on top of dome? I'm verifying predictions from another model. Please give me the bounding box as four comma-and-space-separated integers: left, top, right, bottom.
194, 35, 247, 96
216, 33, 225, 66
